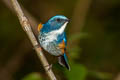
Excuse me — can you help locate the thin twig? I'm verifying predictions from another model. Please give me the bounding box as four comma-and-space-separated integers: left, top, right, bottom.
10, 0, 57, 80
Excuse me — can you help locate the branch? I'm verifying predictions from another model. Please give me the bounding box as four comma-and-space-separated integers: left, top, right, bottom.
10, 0, 57, 80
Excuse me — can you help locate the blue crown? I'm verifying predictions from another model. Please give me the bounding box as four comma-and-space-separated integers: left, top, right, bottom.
41, 15, 69, 33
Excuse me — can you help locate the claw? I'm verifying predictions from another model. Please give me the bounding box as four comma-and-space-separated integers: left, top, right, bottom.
33, 44, 40, 50
44, 64, 53, 71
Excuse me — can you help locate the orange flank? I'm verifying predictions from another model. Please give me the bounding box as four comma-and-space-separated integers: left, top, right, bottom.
37, 23, 43, 32
58, 40, 66, 54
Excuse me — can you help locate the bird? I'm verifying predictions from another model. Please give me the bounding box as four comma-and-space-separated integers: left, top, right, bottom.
38, 15, 70, 70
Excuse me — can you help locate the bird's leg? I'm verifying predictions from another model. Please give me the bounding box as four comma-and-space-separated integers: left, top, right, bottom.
44, 64, 53, 71
33, 44, 41, 50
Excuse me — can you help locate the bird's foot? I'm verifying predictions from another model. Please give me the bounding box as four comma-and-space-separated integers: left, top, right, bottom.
33, 44, 40, 50
44, 64, 53, 71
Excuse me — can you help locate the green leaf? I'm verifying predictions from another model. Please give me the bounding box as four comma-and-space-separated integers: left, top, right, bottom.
65, 62, 87, 80
22, 72, 43, 80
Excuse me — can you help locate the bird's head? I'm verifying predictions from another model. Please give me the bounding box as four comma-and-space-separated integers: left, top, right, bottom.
42, 15, 69, 33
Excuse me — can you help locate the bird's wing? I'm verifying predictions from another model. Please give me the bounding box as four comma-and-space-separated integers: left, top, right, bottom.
63, 32, 69, 57
58, 33, 70, 70
58, 33, 67, 54
63, 32, 67, 46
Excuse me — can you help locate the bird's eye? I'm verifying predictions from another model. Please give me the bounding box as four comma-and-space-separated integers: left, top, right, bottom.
56, 18, 61, 22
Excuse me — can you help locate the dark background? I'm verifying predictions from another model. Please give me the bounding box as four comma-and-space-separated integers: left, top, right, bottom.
0, 0, 120, 80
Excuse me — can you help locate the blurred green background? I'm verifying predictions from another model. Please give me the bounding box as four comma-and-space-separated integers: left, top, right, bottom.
0, 0, 120, 80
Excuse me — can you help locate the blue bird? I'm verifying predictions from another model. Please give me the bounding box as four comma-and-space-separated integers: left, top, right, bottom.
38, 15, 70, 70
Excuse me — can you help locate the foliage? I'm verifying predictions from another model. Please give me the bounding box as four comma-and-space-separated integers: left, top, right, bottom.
22, 73, 43, 80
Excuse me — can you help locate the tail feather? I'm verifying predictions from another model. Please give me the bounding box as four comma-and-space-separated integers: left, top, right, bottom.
58, 53, 70, 70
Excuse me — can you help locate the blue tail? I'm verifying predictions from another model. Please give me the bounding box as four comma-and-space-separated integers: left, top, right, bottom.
58, 53, 70, 70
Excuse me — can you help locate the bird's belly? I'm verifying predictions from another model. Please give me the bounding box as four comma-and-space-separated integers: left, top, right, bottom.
39, 37, 62, 56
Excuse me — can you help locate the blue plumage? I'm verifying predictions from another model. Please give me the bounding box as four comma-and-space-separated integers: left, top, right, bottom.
38, 15, 70, 70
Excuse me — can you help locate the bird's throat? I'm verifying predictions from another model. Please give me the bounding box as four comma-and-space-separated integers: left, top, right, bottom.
44, 22, 68, 42
57, 22, 68, 34
51, 22, 68, 35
